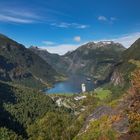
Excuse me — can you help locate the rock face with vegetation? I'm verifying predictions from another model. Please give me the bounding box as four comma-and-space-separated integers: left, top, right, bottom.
110, 38, 140, 86
0, 34, 62, 89
63, 41, 125, 76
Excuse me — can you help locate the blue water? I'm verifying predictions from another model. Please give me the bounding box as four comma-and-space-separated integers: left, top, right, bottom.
45, 75, 94, 94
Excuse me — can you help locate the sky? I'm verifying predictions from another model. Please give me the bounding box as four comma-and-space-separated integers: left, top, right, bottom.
0, 0, 140, 54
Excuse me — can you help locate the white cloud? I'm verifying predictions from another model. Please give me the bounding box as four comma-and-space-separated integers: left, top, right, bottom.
0, 14, 35, 23
74, 36, 81, 42
39, 44, 82, 55
2, 9, 39, 19
0, 8, 89, 28
112, 32, 140, 48
110, 17, 117, 21
51, 22, 70, 28
76, 25, 89, 29
98, 16, 117, 23
42, 41, 55, 45
0, 9, 40, 24
78, 25, 88, 29
40, 32, 140, 55
98, 16, 107, 21
72, 23, 89, 29
51, 22, 89, 29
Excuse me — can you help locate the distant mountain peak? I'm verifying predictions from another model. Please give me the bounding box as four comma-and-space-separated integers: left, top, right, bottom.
30, 46, 51, 53
79, 40, 124, 50
30, 46, 39, 49
98, 41, 113, 45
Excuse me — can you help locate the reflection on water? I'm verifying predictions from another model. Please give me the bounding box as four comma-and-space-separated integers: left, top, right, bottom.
45, 75, 94, 94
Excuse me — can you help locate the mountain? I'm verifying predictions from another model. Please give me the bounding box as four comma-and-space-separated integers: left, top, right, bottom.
123, 38, 140, 60
0, 34, 62, 89
0, 37, 140, 140
64, 41, 125, 79
111, 38, 140, 85
29, 46, 68, 73
31, 41, 126, 84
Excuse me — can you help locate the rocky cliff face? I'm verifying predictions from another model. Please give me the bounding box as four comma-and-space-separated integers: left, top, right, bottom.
110, 38, 140, 86
110, 68, 124, 85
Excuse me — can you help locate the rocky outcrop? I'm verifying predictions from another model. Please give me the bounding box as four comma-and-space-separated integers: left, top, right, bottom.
111, 68, 124, 85
79, 106, 116, 133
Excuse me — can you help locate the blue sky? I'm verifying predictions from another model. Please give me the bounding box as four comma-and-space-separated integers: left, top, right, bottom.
0, 0, 140, 54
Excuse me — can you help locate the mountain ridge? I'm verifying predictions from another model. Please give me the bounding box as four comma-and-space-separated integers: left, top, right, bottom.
0, 34, 62, 89
30, 41, 126, 86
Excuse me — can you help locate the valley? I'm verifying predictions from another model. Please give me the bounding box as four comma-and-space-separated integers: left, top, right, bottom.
45, 74, 94, 94
30, 41, 125, 85
0, 34, 140, 140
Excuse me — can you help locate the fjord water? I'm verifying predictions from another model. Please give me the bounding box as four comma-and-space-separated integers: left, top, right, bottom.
45, 75, 94, 94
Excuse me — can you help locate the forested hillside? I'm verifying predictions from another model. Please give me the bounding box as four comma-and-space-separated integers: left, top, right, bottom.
0, 81, 73, 139
0, 34, 63, 89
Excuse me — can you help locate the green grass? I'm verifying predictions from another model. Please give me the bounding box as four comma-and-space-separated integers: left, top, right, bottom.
129, 59, 140, 68
48, 93, 75, 97
94, 88, 111, 100
74, 115, 117, 140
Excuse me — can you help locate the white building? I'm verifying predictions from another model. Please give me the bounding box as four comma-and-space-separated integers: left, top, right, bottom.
74, 96, 86, 101
81, 83, 86, 93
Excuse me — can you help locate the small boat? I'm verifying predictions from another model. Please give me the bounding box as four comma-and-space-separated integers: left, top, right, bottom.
86, 77, 91, 81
